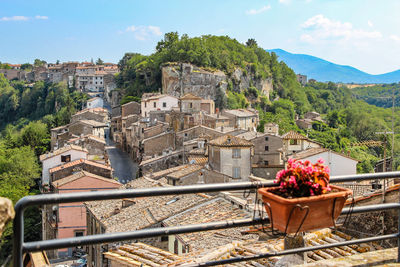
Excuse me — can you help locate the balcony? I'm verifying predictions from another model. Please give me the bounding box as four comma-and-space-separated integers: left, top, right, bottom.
12, 171, 400, 266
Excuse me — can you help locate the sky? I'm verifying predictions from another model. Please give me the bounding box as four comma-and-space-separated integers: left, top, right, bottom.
1, 0, 400, 74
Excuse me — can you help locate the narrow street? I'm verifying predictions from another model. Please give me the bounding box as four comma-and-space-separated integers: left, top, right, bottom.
103, 100, 138, 184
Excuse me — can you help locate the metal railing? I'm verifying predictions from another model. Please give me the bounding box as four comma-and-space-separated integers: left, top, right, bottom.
13, 171, 400, 267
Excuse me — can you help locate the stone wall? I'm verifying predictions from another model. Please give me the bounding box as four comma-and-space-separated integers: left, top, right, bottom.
161, 63, 273, 100
143, 132, 176, 159
338, 187, 400, 247
121, 101, 141, 117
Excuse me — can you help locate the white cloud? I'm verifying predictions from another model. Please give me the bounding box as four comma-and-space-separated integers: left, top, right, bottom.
35, 15, 48, 20
367, 20, 373, 27
0, 16, 29, 21
390, 34, 400, 43
124, 25, 162, 40
246, 5, 271, 15
301, 14, 382, 43
279, 0, 291, 5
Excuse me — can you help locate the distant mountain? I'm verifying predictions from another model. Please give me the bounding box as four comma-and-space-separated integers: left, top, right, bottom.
267, 49, 400, 84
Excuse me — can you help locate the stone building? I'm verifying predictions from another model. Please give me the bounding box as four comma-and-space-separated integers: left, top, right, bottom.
179, 93, 215, 114
237, 131, 284, 179
71, 107, 109, 123
202, 113, 231, 129
165, 165, 229, 186
161, 62, 273, 101
69, 119, 107, 139
50, 125, 70, 150
121, 101, 141, 117
208, 135, 253, 181
296, 73, 307, 86
281, 130, 321, 156
141, 93, 178, 117
40, 145, 88, 186
67, 135, 106, 157
222, 109, 259, 131
49, 158, 112, 182
85, 177, 211, 267
264, 122, 279, 135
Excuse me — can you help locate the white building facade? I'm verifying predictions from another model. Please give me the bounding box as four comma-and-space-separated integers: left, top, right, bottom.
141, 94, 179, 117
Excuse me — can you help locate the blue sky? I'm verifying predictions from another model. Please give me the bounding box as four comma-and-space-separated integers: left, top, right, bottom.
1, 0, 399, 74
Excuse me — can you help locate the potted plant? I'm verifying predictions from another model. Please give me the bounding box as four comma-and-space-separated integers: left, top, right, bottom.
258, 158, 352, 234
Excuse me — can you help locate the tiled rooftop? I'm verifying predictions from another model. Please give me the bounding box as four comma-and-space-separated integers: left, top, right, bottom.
208, 134, 253, 147
224, 109, 258, 117
85, 177, 211, 233
49, 158, 111, 173
188, 157, 208, 166
104, 243, 183, 266
51, 171, 120, 187
282, 130, 308, 140
166, 164, 202, 180
163, 198, 258, 252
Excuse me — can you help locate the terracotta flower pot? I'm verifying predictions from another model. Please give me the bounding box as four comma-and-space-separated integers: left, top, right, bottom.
258, 185, 352, 234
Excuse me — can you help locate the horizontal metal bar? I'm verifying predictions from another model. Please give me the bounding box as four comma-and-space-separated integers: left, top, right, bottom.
23, 217, 268, 252
22, 203, 400, 253
330, 171, 400, 183
342, 203, 400, 214
184, 233, 399, 266
15, 181, 274, 209
14, 171, 400, 210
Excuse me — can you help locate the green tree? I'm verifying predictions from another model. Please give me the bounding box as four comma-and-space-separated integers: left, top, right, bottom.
96, 58, 104, 65
246, 38, 258, 48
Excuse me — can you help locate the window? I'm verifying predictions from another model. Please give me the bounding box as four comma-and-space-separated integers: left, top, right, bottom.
61, 154, 71, 163
145, 102, 147, 108
184, 133, 188, 137
252, 118, 255, 123
74, 231, 84, 237
290, 139, 298, 145
163, 102, 167, 108
233, 167, 240, 179
265, 146, 269, 151
153, 102, 156, 108
264, 160, 269, 166
189, 102, 193, 108
232, 149, 241, 158
265, 137, 269, 142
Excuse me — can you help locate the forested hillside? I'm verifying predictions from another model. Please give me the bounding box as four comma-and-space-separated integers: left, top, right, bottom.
351, 83, 400, 108
116, 33, 400, 173
0, 75, 88, 262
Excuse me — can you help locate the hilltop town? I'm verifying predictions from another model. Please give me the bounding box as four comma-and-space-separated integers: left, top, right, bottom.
1, 55, 385, 267
0, 32, 399, 267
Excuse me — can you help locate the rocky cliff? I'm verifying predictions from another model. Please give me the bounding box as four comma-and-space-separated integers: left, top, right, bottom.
161, 63, 273, 100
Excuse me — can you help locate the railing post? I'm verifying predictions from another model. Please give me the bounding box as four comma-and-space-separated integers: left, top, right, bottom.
13, 200, 25, 267
398, 186, 400, 263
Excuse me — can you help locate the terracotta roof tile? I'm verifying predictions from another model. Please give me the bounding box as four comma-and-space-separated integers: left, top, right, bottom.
51, 171, 120, 187
49, 158, 111, 173
166, 164, 203, 179
85, 177, 211, 233
208, 134, 253, 147
163, 198, 258, 252
282, 130, 308, 140
104, 243, 182, 266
